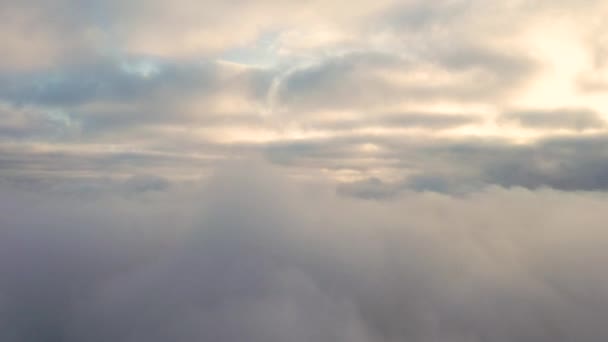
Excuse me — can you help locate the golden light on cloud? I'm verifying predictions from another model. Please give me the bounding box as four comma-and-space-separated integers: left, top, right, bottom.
0, 0, 606, 186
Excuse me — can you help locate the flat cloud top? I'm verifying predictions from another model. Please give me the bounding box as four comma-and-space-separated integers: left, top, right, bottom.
2, 162, 608, 341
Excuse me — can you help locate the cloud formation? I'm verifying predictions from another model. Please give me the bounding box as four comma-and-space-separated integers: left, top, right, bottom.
1, 0, 607, 188
2, 163, 608, 341
2, 2, 608, 339
499, 108, 605, 131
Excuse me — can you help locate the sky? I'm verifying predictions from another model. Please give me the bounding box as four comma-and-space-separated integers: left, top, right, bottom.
1, 0, 608, 341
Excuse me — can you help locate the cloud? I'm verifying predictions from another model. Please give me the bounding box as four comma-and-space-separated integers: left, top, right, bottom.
1, 0, 606, 186
123, 174, 170, 193
499, 108, 605, 131
2, 162, 608, 341
2, 1, 608, 339
336, 177, 401, 199
0, 0, 118, 71
299, 112, 481, 134
0, 57, 272, 148
266, 133, 608, 195
0, 103, 79, 140
0, 0, 397, 67
0, 57, 263, 107
274, 49, 536, 112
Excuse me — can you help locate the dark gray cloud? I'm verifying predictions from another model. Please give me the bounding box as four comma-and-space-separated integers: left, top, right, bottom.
276, 49, 536, 112
308, 112, 480, 131
2, 162, 608, 341
478, 136, 608, 191
0, 144, 227, 183
336, 177, 401, 199
0, 60, 182, 106
499, 108, 606, 130
123, 174, 170, 193
0, 57, 273, 144
265, 134, 608, 195
0, 57, 264, 107
416, 136, 608, 192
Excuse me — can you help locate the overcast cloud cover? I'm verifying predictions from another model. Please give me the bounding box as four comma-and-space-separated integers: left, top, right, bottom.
1, 0, 608, 341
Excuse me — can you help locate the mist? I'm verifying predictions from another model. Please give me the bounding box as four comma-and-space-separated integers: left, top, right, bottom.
1, 162, 607, 342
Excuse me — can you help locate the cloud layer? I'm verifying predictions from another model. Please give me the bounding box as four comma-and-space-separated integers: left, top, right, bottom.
2, 2, 608, 340
1, 0, 607, 192
2, 163, 608, 341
